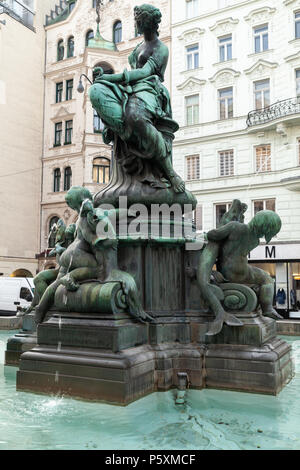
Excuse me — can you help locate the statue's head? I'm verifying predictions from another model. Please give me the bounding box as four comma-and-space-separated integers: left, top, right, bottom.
134, 4, 162, 36
250, 210, 282, 244
65, 186, 93, 213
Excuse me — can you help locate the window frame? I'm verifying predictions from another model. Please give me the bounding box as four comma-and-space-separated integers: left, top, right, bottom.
57, 39, 64, 61
186, 43, 199, 70
53, 170, 61, 193
255, 144, 272, 173
113, 21, 122, 44
67, 36, 74, 58
66, 79, 73, 101
253, 24, 269, 53
254, 79, 270, 110
253, 198, 276, 216
185, 154, 200, 181
218, 87, 233, 120
218, 149, 234, 177
54, 122, 62, 147
92, 157, 111, 184
185, 94, 199, 126
64, 120, 73, 145
219, 34, 232, 62
186, 0, 199, 19
55, 82, 63, 103
64, 166, 72, 191
295, 11, 300, 39
215, 202, 232, 228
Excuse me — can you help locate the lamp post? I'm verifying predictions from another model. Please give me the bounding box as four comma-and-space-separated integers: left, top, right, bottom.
77, 74, 93, 93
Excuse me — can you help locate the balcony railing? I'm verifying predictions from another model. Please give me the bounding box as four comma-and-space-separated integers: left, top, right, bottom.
247, 97, 300, 127
0, 0, 35, 30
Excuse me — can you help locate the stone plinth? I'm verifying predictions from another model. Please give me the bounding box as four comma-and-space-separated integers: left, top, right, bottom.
15, 242, 294, 404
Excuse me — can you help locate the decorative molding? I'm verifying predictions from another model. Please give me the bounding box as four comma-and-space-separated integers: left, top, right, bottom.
284, 0, 300, 6
52, 106, 75, 120
209, 68, 240, 87
244, 7, 276, 25
244, 59, 278, 78
178, 27, 205, 44
209, 17, 239, 35
177, 77, 206, 92
285, 49, 300, 63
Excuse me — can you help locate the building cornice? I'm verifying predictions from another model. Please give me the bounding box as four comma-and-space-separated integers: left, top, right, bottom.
171, 0, 261, 29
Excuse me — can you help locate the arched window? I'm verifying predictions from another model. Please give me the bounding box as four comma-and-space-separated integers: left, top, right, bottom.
48, 216, 59, 248
86, 29, 94, 47
64, 166, 72, 191
113, 21, 122, 44
93, 157, 111, 184
57, 39, 64, 61
53, 168, 61, 192
67, 36, 74, 58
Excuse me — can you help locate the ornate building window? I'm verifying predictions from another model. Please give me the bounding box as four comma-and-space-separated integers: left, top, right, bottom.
93, 157, 111, 184
185, 95, 199, 125
67, 36, 74, 58
219, 150, 234, 177
64, 167, 72, 191
254, 79, 270, 110
215, 202, 231, 228
65, 120, 73, 145
57, 39, 64, 61
253, 24, 269, 53
186, 0, 198, 19
219, 35, 232, 62
296, 70, 300, 96
66, 79, 73, 100
218, 87, 233, 119
186, 44, 199, 70
255, 144, 271, 172
55, 82, 63, 103
53, 169, 61, 192
253, 199, 275, 215
186, 155, 200, 180
113, 21, 122, 44
86, 29, 94, 46
295, 11, 300, 39
54, 122, 62, 146
49, 216, 60, 248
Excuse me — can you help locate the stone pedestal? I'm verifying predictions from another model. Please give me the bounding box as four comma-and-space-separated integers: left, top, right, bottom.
5, 313, 37, 366
15, 241, 294, 404
17, 312, 293, 403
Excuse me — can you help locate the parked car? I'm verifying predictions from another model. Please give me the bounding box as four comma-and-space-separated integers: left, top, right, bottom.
0, 277, 34, 316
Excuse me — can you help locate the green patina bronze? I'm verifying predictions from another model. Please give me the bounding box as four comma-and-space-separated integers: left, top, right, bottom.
26, 219, 76, 314
196, 201, 283, 336
34, 187, 149, 324
89, 4, 196, 210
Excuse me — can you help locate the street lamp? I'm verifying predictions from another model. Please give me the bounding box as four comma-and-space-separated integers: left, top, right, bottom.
77, 74, 93, 94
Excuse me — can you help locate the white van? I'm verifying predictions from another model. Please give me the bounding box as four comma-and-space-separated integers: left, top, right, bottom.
0, 277, 34, 316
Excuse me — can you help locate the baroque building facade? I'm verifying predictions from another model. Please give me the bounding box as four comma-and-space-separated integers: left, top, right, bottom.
172, 0, 300, 316
40, 0, 171, 270
0, 0, 57, 277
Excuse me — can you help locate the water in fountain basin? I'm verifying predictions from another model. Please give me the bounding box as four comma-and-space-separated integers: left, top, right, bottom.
0, 331, 299, 450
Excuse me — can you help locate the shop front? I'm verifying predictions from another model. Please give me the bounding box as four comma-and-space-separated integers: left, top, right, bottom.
249, 243, 300, 319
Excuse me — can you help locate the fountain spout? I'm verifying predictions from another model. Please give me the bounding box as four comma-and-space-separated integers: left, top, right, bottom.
175, 372, 189, 405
